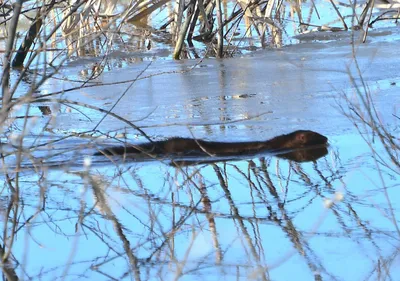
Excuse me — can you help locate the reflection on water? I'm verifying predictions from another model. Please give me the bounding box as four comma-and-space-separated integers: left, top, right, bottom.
2, 8, 400, 279
1, 133, 399, 280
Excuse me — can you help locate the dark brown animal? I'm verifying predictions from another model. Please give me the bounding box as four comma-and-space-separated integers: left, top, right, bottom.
95, 130, 328, 157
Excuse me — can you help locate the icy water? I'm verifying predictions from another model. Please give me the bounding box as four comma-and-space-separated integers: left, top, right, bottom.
2, 28, 400, 280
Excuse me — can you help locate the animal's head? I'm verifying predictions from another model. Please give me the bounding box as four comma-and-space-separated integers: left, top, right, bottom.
291, 130, 328, 147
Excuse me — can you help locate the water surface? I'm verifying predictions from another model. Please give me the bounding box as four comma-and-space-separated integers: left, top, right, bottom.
2, 26, 400, 281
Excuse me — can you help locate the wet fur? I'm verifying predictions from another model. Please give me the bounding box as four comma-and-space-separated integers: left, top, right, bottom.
95, 130, 328, 157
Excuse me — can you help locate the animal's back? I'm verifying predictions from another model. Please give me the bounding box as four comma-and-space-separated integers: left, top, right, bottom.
95, 130, 328, 156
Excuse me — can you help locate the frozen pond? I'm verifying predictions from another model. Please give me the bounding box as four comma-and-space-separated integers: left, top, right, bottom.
2, 27, 400, 281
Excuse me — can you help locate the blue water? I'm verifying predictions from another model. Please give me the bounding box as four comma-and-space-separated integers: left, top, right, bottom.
3, 131, 399, 280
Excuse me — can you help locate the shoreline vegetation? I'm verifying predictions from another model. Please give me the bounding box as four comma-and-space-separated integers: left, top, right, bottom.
0, 0, 399, 280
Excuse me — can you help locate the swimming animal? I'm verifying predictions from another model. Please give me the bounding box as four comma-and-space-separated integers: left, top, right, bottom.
95, 130, 328, 158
